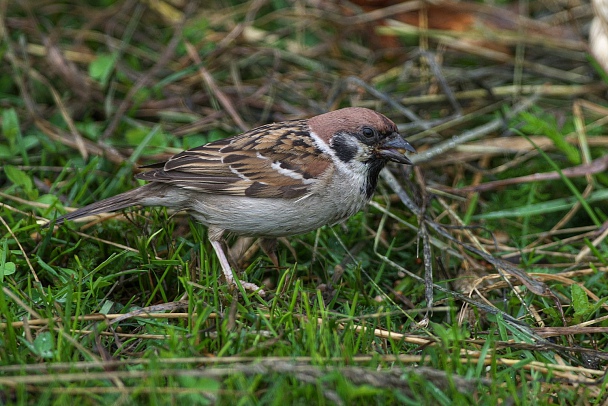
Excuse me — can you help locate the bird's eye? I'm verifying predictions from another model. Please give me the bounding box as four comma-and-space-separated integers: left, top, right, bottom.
362, 127, 375, 138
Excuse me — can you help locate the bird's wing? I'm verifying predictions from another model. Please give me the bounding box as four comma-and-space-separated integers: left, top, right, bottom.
136, 120, 333, 198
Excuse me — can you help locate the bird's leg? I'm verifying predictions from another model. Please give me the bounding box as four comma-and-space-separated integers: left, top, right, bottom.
209, 239, 265, 296
229, 236, 256, 269
259, 238, 280, 269
260, 237, 296, 295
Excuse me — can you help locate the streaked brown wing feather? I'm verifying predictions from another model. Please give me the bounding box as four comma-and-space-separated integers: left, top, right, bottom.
136, 120, 332, 198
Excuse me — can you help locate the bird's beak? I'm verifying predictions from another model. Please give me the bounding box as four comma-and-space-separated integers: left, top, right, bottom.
378, 132, 416, 164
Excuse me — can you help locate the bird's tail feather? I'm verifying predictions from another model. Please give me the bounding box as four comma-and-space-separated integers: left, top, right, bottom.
53, 184, 156, 225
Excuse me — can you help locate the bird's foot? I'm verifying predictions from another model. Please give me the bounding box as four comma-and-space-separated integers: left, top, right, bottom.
210, 239, 265, 296
234, 280, 266, 296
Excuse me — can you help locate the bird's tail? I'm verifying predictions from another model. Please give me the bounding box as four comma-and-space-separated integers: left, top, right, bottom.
52, 183, 162, 225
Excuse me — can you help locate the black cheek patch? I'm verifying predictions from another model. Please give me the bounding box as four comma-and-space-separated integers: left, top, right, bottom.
331, 134, 357, 163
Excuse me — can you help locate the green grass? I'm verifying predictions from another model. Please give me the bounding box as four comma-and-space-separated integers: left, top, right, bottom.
1, 0, 608, 404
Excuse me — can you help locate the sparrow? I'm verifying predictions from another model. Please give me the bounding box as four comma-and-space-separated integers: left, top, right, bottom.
52, 107, 416, 295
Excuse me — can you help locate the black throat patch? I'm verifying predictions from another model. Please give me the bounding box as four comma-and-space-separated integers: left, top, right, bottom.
363, 158, 386, 199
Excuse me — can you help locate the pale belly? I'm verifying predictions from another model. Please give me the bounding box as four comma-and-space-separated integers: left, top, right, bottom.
188, 181, 369, 238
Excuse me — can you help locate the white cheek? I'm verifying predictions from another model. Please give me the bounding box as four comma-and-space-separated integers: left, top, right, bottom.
348, 143, 373, 173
